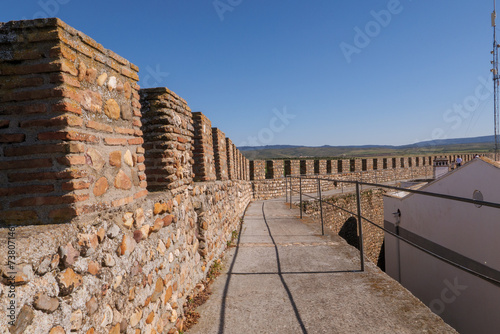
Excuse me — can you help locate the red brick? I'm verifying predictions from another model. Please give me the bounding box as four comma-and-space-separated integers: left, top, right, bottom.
105, 138, 128, 146
0, 158, 52, 170
121, 66, 139, 81
86, 120, 113, 133
0, 61, 60, 76
111, 196, 133, 207
134, 129, 143, 137
128, 138, 143, 145
115, 127, 134, 135
12, 49, 44, 61
109, 50, 128, 65
8, 170, 87, 183
139, 181, 147, 188
132, 100, 141, 109
38, 131, 99, 143
137, 156, 145, 163
57, 155, 86, 166
130, 63, 139, 72
50, 44, 77, 62
0, 133, 25, 143
0, 185, 54, 197
132, 119, 142, 127
49, 73, 80, 88
20, 115, 83, 128
52, 101, 82, 115
2, 210, 39, 224
59, 59, 79, 76
137, 164, 146, 171
134, 190, 148, 200
77, 31, 106, 53
4, 144, 74, 157
2, 88, 64, 103
49, 208, 78, 222
0, 120, 9, 129
10, 194, 89, 208
2, 76, 44, 90
60, 87, 83, 104
133, 108, 142, 117
0, 104, 47, 115
24, 28, 59, 43
62, 181, 91, 191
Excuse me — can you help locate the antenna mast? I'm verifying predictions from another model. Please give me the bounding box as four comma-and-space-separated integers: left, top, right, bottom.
493, 0, 500, 160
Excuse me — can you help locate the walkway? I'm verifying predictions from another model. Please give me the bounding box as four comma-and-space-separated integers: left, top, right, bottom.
188, 199, 457, 334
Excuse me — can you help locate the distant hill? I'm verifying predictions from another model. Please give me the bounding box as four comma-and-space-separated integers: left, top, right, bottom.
239, 135, 495, 160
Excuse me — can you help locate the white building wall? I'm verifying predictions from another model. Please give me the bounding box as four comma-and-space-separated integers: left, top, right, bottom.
384, 159, 500, 334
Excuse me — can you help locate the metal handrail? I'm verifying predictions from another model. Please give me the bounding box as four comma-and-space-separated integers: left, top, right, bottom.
285, 174, 500, 286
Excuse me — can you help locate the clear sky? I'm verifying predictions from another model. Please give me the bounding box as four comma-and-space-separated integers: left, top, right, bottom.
2, 0, 497, 147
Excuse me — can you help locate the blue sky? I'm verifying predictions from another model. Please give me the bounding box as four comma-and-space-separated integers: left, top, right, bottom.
2, 0, 497, 147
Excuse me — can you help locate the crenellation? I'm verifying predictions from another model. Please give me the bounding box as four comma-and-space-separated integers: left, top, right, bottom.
192, 112, 216, 182
226, 137, 235, 180
140, 87, 193, 193
212, 127, 228, 181
0, 18, 144, 225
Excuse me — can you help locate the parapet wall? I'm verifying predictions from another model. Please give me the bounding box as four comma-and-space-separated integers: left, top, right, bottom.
251, 154, 486, 200
140, 87, 194, 193
0, 18, 146, 225
0, 18, 252, 334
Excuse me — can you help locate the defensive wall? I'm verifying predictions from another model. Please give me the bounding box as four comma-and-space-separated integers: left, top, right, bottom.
0, 18, 490, 333
251, 153, 481, 200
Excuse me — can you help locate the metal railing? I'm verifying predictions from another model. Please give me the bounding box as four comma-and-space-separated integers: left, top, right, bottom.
285, 175, 500, 286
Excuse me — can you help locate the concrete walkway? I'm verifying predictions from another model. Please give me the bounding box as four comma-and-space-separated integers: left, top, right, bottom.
188, 199, 457, 334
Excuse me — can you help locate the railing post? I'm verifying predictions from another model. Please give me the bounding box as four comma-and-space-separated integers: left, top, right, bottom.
356, 181, 365, 271
289, 176, 292, 209
318, 178, 324, 236
285, 176, 288, 203
299, 176, 303, 219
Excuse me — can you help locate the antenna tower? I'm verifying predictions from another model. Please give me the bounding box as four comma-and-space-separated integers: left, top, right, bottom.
493, 1, 500, 160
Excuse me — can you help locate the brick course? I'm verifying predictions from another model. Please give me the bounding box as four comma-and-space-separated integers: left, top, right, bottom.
0, 18, 144, 224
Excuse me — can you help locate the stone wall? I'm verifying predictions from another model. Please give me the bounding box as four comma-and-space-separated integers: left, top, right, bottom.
192, 112, 215, 182
212, 128, 228, 181
250, 160, 265, 180
0, 180, 251, 333
226, 138, 235, 180
303, 189, 386, 268
0, 18, 252, 334
140, 87, 193, 193
0, 18, 145, 226
250, 154, 488, 200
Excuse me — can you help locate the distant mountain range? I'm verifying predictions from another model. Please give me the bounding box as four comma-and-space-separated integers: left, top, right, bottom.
239, 135, 495, 160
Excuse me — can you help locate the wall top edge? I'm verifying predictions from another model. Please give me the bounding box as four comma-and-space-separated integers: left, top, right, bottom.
140, 87, 189, 106
0, 17, 139, 74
